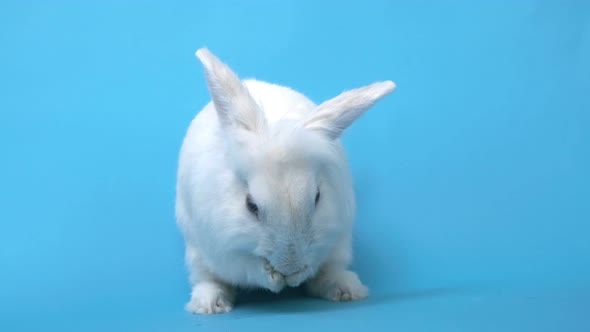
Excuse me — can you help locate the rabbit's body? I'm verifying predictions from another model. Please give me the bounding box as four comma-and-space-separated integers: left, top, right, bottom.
176, 49, 395, 314
176, 79, 353, 286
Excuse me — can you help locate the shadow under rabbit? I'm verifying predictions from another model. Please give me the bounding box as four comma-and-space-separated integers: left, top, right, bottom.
227, 285, 474, 315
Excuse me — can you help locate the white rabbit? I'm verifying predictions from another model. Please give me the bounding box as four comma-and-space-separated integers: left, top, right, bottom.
175, 48, 396, 314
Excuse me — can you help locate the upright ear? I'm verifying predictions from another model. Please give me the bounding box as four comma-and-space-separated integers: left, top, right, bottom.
303, 81, 396, 140
195, 48, 265, 133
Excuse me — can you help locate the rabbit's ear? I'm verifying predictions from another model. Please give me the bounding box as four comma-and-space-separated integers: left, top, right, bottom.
303, 81, 396, 140
196, 48, 265, 133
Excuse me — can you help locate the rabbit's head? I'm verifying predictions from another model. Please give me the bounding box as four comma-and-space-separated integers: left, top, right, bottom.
195, 48, 395, 285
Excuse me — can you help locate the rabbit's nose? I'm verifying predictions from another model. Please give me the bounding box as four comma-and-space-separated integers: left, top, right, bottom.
273, 256, 305, 276
275, 263, 308, 277
270, 242, 307, 275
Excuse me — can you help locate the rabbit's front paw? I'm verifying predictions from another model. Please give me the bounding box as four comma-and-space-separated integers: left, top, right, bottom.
307, 269, 368, 302
186, 281, 234, 314
263, 260, 286, 293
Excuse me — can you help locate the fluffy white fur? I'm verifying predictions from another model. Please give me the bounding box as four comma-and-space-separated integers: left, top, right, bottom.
175, 48, 396, 314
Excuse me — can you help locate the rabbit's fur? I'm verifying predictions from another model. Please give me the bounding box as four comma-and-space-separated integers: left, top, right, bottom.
176, 48, 396, 314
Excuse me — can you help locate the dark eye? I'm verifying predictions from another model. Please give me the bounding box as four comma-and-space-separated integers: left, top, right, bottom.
246, 194, 259, 218
315, 190, 320, 205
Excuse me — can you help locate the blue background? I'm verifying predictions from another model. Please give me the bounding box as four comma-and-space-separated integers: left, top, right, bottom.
1, 1, 589, 331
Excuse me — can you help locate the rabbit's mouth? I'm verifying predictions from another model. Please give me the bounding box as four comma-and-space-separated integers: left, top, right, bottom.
267, 262, 311, 287
278, 264, 309, 278
284, 265, 311, 287
262, 255, 313, 286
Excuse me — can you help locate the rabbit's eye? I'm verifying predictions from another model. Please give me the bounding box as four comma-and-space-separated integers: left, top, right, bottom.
315, 190, 320, 206
246, 194, 259, 218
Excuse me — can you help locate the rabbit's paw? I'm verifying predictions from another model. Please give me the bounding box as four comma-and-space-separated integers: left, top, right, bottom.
186, 281, 234, 314
263, 260, 286, 293
307, 269, 368, 302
